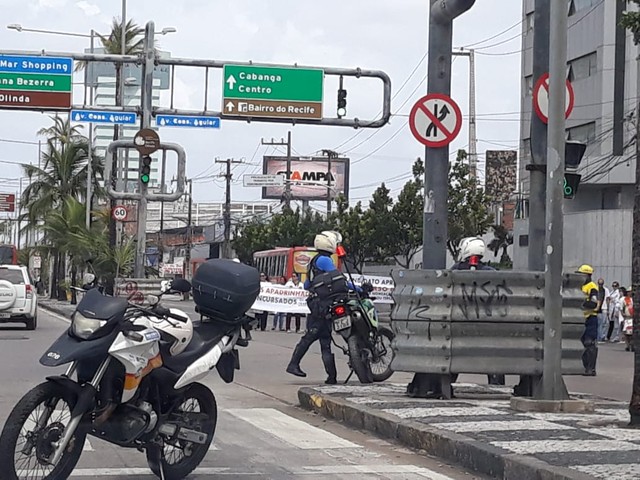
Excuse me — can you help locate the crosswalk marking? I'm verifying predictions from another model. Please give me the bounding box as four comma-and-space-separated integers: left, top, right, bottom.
226, 407, 361, 450
82, 438, 217, 451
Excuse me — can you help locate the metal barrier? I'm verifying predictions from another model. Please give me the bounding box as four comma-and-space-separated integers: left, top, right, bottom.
390, 270, 585, 377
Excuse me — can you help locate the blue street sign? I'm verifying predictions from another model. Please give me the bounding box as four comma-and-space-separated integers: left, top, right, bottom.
0, 55, 73, 75
155, 114, 221, 129
71, 110, 138, 125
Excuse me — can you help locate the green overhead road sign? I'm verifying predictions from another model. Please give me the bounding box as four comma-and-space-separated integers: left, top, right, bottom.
222, 65, 324, 120
0, 72, 72, 92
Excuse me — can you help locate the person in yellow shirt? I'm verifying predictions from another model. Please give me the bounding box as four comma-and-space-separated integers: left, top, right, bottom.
577, 264, 599, 376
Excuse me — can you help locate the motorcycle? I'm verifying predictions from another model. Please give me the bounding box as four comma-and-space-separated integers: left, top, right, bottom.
0, 270, 257, 480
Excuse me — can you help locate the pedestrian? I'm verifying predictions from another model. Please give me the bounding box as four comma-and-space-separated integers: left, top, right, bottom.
286, 230, 356, 384
620, 287, 634, 352
272, 277, 286, 331
285, 272, 304, 333
256, 272, 270, 331
597, 278, 610, 342
576, 264, 599, 376
607, 281, 621, 342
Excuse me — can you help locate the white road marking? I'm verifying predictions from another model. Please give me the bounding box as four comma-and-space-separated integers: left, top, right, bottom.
43, 308, 71, 324
18, 465, 457, 478
82, 439, 94, 451
226, 407, 361, 450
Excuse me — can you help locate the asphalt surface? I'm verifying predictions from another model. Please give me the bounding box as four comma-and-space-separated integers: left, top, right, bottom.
0, 308, 487, 480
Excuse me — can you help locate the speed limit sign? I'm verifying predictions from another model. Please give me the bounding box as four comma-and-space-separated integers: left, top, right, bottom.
112, 206, 128, 222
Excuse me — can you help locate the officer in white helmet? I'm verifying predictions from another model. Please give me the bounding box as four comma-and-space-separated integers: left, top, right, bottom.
451, 237, 505, 386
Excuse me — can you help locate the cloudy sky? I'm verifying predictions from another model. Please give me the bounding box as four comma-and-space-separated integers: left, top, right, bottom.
0, 0, 522, 209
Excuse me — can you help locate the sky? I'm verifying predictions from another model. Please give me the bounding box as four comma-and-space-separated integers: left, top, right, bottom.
0, 0, 523, 212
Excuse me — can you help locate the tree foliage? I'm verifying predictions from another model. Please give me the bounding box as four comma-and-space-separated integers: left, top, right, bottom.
447, 150, 494, 259
391, 158, 424, 268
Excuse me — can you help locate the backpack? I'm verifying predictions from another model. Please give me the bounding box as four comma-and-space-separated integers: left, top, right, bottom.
306, 254, 348, 299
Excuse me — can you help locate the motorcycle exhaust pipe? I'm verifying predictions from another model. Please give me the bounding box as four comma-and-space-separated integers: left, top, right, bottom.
158, 423, 208, 445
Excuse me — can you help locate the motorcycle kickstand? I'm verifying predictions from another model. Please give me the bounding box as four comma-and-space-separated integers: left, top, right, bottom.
344, 368, 355, 384
155, 447, 166, 480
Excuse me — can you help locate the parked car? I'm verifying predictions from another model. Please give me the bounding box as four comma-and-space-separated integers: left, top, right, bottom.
0, 265, 38, 330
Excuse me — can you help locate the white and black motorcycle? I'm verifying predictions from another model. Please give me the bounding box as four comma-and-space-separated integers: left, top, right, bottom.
0, 259, 260, 480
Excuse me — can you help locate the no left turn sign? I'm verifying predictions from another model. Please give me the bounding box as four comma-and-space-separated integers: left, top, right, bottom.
409, 93, 463, 148
533, 73, 574, 124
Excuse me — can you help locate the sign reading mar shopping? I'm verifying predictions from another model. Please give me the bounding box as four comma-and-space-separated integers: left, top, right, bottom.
262, 156, 350, 201
0, 55, 73, 110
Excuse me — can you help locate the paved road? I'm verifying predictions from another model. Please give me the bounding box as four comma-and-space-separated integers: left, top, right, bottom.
0, 309, 486, 480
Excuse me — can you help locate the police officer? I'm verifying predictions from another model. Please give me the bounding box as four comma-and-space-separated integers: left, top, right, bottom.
451, 237, 505, 386
286, 231, 344, 384
577, 264, 599, 376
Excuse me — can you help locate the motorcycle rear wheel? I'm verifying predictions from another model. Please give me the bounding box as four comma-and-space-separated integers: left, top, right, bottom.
0, 381, 85, 480
347, 335, 374, 384
371, 327, 395, 382
146, 383, 217, 480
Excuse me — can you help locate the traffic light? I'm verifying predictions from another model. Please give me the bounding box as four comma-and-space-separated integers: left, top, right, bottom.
563, 141, 586, 199
140, 155, 152, 184
337, 88, 347, 118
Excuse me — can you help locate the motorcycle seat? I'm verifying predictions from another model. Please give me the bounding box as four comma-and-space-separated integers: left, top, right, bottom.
162, 321, 232, 373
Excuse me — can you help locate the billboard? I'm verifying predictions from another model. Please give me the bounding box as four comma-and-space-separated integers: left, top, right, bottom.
485, 150, 517, 204
262, 156, 350, 201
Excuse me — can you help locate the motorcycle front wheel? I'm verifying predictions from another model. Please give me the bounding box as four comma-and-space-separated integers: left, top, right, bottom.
0, 381, 85, 480
146, 383, 217, 480
371, 327, 395, 382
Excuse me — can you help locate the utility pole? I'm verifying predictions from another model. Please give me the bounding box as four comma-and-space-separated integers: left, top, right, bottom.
184, 178, 193, 279
321, 149, 339, 214
85, 29, 95, 229
540, 0, 569, 401
133, 21, 154, 278
216, 158, 243, 258
528, 0, 551, 272
453, 48, 477, 180
262, 132, 293, 207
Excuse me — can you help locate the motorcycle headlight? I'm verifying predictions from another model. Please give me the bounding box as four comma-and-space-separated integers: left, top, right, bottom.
71, 312, 107, 340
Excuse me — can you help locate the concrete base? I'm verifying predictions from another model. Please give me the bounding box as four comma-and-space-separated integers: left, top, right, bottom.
510, 397, 595, 413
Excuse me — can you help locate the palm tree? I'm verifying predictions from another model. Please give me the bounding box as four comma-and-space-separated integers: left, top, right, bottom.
37, 115, 84, 158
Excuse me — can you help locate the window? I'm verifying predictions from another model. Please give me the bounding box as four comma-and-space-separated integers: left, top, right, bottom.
525, 12, 534, 33
0, 269, 25, 284
524, 75, 533, 95
569, 0, 597, 16
566, 122, 596, 143
568, 52, 597, 81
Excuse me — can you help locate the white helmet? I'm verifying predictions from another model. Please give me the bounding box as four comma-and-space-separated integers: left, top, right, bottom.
458, 237, 486, 261
151, 309, 193, 356
314, 231, 340, 253
232, 258, 241, 263
83, 273, 96, 285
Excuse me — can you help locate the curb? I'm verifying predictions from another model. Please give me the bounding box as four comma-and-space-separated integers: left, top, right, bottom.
298, 387, 595, 480
39, 303, 74, 320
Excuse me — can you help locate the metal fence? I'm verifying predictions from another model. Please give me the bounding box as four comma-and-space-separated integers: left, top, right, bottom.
390, 270, 585, 376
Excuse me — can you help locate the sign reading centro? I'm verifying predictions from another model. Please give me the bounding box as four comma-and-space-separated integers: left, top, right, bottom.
222, 64, 324, 120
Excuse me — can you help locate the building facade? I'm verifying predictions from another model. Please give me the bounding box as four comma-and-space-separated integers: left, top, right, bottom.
515, 0, 638, 284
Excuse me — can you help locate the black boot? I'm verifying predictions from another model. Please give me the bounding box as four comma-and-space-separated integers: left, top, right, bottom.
322, 353, 337, 385
286, 343, 309, 377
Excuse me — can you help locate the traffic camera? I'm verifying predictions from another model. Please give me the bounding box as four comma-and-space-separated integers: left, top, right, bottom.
564, 141, 586, 199
140, 155, 152, 185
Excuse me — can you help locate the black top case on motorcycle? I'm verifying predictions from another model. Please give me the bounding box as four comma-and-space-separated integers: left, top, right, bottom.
192, 259, 260, 322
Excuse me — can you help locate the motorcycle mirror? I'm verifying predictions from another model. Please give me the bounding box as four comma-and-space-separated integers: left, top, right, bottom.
170, 278, 192, 293
147, 294, 160, 306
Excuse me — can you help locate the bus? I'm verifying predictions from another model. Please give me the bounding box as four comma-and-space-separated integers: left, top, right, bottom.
252, 247, 341, 284
0, 244, 18, 265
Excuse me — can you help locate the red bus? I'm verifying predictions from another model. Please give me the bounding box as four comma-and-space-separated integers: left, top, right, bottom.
252, 247, 341, 284
0, 244, 18, 265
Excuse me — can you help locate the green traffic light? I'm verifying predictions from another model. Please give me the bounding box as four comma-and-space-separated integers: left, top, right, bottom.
563, 177, 572, 196
141, 174, 150, 184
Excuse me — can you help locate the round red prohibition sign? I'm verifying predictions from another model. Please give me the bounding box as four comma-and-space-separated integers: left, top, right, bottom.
409, 93, 463, 148
532, 73, 575, 124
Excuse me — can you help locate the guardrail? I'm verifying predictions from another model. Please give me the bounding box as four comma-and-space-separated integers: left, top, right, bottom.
390, 270, 585, 378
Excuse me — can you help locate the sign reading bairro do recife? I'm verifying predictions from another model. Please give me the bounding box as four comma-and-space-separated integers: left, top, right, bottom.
223, 65, 323, 120
0, 55, 73, 110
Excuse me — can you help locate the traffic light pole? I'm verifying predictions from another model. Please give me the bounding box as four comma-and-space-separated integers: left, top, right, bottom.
541, 0, 569, 401
133, 21, 155, 278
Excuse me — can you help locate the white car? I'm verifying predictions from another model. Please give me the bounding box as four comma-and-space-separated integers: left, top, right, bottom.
0, 265, 38, 330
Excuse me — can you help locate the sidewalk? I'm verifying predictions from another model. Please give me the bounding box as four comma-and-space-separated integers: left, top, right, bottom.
298, 383, 640, 480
